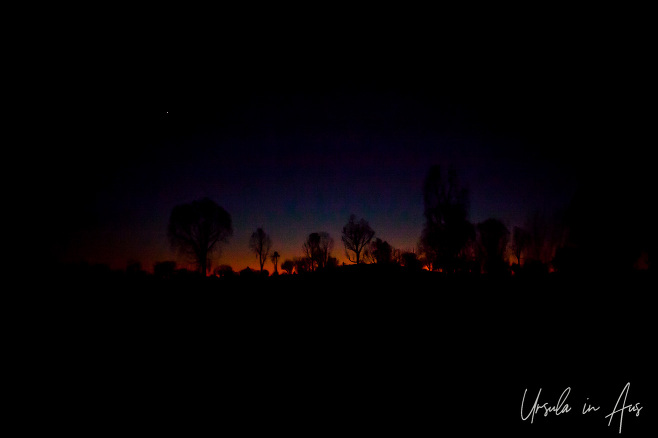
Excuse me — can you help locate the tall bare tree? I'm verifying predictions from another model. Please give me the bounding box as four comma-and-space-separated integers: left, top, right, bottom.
303, 232, 335, 270
270, 251, 280, 274
317, 232, 334, 269
168, 197, 233, 276
249, 228, 272, 272
419, 164, 474, 273
341, 214, 375, 264
302, 233, 321, 272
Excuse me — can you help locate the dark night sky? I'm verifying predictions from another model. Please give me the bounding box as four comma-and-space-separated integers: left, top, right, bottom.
44, 11, 652, 273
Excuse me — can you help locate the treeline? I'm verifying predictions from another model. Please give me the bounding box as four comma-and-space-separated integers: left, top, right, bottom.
164, 164, 650, 279
62, 164, 651, 281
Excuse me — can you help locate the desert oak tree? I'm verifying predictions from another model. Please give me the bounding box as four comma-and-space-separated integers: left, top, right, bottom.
168, 197, 233, 276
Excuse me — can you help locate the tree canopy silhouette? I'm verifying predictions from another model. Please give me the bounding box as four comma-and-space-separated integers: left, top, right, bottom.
249, 228, 272, 272
341, 214, 375, 264
213, 264, 235, 278
281, 259, 294, 275
167, 198, 233, 276
420, 165, 474, 272
477, 218, 510, 274
371, 238, 393, 264
303, 232, 334, 271
293, 256, 313, 274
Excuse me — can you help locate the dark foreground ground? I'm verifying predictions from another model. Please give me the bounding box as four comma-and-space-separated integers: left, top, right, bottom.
23, 267, 654, 436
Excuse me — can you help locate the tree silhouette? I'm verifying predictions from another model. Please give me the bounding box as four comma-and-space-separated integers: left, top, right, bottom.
371, 238, 393, 264
401, 251, 422, 271
249, 228, 272, 272
317, 232, 334, 269
341, 214, 375, 264
558, 177, 652, 273
523, 210, 567, 268
302, 233, 321, 272
419, 165, 474, 273
281, 259, 294, 275
270, 251, 280, 274
511, 226, 530, 266
126, 260, 143, 276
293, 256, 313, 274
303, 232, 334, 270
213, 264, 235, 278
326, 256, 339, 269
392, 248, 403, 265
154, 261, 177, 280
167, 198, 233, 276
477, 218, 510, 274
240, 267, 258, 279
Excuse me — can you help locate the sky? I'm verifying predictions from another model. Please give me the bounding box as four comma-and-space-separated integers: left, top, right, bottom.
45, 14, 651, 273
